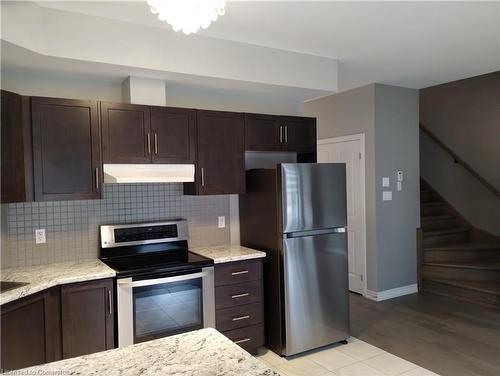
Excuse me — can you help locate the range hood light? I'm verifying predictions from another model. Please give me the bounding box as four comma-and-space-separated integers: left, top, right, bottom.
103, 164, 195, 184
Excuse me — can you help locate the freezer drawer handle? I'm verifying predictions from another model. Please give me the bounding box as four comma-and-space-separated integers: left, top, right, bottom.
232, 315, 250, 321
234, 338, 251, 344
231, 270, 249, 276
231, 293, 249, 299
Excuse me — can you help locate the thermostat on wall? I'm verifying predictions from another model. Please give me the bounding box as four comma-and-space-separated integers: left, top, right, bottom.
397, 171, 403, 182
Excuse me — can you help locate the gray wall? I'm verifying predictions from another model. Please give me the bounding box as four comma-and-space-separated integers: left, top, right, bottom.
304, 85, 379, 291
304, 84, 420, 293
1, 66, 304, 116
420, 71, 500, 189
421, 131, 500, 236
374, 85, 420, 291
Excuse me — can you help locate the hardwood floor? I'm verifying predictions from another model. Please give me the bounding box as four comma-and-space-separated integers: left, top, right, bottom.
350, 292, 500, 376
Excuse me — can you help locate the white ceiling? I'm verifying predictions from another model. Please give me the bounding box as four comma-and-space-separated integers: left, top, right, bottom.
34, 0, 500, 91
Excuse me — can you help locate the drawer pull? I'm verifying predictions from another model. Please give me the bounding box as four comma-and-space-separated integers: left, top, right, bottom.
231, 270, 249, 276
231, 293, 250, 299
234, 338, 251, 344
232, 315, 250, 322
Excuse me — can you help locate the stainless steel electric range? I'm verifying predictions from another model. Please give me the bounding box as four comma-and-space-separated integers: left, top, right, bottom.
99, 219, 215, 348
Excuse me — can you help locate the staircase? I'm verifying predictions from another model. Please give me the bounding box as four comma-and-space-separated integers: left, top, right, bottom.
419, 180, 500, 308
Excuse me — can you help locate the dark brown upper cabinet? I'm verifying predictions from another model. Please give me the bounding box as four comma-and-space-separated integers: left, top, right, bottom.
244, 114, 281, 151
281, 116, 317, 153
31, 97, 101, 201
101, 102, 151, 164
61, 279, 115, 359
244, 113, 317, 153
185, 110, 245, 195
150, 106, 196, 163
1, 90, 33, 204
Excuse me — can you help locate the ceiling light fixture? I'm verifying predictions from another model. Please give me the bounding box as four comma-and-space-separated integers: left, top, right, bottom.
147, 0, 226, 35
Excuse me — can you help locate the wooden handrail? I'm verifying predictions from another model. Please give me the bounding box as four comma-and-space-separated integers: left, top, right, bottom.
420, 124, 500, 197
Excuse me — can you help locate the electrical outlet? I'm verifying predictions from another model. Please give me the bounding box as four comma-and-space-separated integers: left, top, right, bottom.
35, 229, 46, 244
218, 216, 226, 229
382, 177, 390, 187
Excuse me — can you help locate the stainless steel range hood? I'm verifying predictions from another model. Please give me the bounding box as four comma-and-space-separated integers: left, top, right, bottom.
103, 164, 195, 184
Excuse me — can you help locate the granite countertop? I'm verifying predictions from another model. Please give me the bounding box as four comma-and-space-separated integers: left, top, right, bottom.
20, 328, 278, 376
192, 245, 266, 264
0, 260, 116, 305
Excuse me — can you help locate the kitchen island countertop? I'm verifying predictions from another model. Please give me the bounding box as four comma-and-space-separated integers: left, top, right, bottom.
19, 328, 278, 376
191, 244, 266, 264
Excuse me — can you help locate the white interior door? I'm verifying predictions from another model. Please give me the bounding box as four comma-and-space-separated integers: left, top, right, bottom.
318, 136, 365, 294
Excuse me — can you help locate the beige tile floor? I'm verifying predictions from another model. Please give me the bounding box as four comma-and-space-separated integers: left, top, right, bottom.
257, 337, 440, 376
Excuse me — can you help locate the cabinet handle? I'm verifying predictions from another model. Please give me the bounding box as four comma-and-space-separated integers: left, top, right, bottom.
154, 133, 158, 155
201, 167, 205, 187
232, 315, 250, 322
231, 293, 249, 299
279, 125, 283, 143
107, 290, 112, 315
95, 167, 99, 190
285, 125, 288, 143
147, 133, 151, 154
234, 338, 251, 344
231, 270, 249, 276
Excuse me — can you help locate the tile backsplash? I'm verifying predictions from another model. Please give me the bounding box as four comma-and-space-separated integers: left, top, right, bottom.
1, 183, 230, 268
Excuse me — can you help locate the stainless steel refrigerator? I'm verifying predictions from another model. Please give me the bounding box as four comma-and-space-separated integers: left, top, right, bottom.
239, 163, 349, 356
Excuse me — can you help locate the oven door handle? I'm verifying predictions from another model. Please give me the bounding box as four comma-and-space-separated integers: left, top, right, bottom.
117, 271, 210, 288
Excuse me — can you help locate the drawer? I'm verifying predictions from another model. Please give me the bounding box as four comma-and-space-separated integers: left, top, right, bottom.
216, 302, 263, 332
223, 324, 264, 355
215, 280, 262, 309
215, 259, 262, 287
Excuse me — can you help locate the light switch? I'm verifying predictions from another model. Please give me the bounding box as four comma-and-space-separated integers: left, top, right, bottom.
218, 216, 226, 228
35, 229, 46, 244
382, 191, 392, 201
382, 177, 390, 187
397, 181, 402, 191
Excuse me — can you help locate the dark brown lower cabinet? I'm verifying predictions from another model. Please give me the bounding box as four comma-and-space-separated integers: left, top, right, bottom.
214, 259, 264, 355
0, 288, 61, 371
0, 278, 115, 371
61, 279, 115, 358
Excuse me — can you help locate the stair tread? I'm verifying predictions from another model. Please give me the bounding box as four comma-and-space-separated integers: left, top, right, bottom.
424, 278, 500, 295
423, 227, 470, 236
421, 202, 444, 207
424, 242, 500, 251
423, 261, 500, 271
421, 214, 455, 221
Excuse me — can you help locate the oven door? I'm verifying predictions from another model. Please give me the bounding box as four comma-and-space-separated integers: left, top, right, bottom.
116, 267, 215, 347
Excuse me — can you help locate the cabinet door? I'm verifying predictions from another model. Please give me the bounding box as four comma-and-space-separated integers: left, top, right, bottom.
151, 107, 196, 163
101, 102, 152, 163
194, 110, 245, 195
61, 279, 115, 359
1, 288, 61, 371
244, 114, 281, 151
31, 97, 101, 201
281, 116, 317, 153
1, 90, 33, 203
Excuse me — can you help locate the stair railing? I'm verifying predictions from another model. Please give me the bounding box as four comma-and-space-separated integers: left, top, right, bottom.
420, 124, 500, 197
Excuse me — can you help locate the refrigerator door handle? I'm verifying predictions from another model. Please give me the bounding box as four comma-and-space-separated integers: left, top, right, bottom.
283, 227, 346, 239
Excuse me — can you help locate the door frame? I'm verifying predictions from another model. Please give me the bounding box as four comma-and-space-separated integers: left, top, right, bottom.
317, 133, 367, 297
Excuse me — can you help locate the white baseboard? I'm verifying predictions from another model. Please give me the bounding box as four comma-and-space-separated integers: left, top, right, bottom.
365, 284, 418, 302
